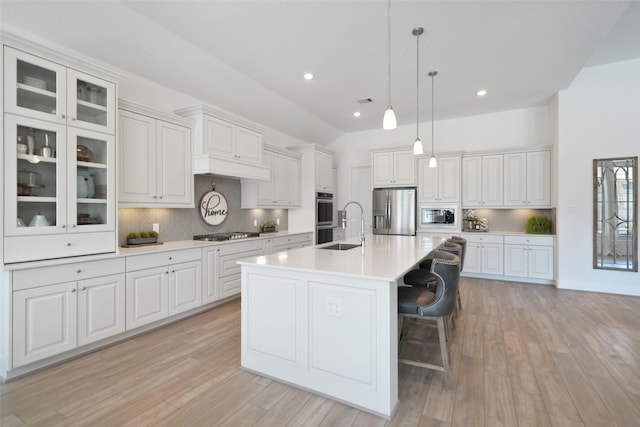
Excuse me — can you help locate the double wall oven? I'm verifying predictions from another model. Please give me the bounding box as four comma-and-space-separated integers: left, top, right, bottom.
316, 192, 333, 244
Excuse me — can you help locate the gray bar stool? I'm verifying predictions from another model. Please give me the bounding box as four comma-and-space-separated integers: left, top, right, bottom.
398, 250, 460, 390
447, 236, 467, 314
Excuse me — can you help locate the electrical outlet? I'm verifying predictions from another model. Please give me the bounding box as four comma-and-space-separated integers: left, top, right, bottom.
276, 218, 280, 225
327, 297, 342, 317
253, 219, 258, 227
152, 223, 160, 233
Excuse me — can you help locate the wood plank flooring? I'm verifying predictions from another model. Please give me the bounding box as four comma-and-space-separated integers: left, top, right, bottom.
2, 277, 640, 426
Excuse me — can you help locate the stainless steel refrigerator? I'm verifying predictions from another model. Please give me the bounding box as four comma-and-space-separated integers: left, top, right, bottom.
372, 187, 416, 235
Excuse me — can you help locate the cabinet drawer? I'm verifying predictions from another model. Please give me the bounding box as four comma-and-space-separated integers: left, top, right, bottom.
219, 247, 264, 278
13, 258, 125, 291
126, 248, 202, 271
4, 233, 116, 264
273, 233, 312, 247
218, 239, 265, 256
504, 235, 554, 246
461, 234, 503, 244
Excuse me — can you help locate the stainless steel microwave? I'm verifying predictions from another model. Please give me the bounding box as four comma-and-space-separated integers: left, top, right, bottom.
417, 205, 459, 230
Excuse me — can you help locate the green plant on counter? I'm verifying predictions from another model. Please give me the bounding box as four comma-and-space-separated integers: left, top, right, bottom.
526, 216, 551, 234
139, 231, 150, 238
261, 220, 277, 228
127, 232, 141, 239
149, 230, 159, 237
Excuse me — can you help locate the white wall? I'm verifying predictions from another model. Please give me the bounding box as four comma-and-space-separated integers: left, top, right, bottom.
328, 106, 550, 213
556, 59, 640, 295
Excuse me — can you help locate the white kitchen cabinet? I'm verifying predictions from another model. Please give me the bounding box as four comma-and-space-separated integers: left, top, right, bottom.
265, 233, 313, 254
3, 114, 116, 263
218, 240, 264, 299
126, 248, 202, 330
241, 146, 302, 208
462, 154, 503, 207
11, 258, 125, 368
175, 105, 269, 180
4, 46, 116, 134
462, 234, 503, 275
504, 235, 554, 280
118, 104, 193, 208
418, 155, 460, 202
315, 151, 334, 192
372, 150, 416, 187
504, 150, 551, 207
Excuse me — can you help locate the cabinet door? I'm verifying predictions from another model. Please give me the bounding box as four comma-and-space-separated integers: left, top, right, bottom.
482, 155, 503, 206
315, 151, 333, 191
418, 158, 438, 202
118, 110, 156, 204
287, 157, 301, 206
13, 282, 78, 368
526, 151, 551, 207
482, 243, 503, 275
236, 127, 262, 164
393, 151, 415, 185
257, 151, 276, 205
4, 115, 67, 237
66, 69, 116, 134
504, 245, 528, 277
126, 266, 169, 330
77, 273, 125, 346
220, 275, 242, 300
503, 153, 527, 206
169, 261, 202, 315
68, 127, 115, 232
202, 248, 220, 304
462, 157, 482, 206
4, 46, 67, 125
272, 154, 288, 204
464, 243, 482, 273
204, 115, 235, 158
157, 120, 193, 206
372, 152, 394, 187
438, 156, 461, 203
528, 245, 554, 280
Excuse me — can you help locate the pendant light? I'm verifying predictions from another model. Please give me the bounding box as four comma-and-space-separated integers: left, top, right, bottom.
412, 27, 424, 155
428, 70, 438, 168
382, 0, 396, 130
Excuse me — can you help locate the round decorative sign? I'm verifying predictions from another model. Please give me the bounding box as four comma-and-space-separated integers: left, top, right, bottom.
199, 190, 228, 225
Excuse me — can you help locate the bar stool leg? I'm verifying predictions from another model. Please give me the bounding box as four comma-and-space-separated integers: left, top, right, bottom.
437, 317, 452, 390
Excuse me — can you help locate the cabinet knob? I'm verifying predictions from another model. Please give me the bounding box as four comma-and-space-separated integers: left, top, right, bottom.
72, 224, 77, 228
61, 113, 66, 119
71, 288, 76, 293
159, 196, 163, 199
169, 256, 172, 260
77, 269, 82, 273
172, 270, 175, 273
71, 117, 77, 121
81, 286, 86, 291
166, 271, 169, 274
61, 224, 66, 228
153, 195, 158, 199
67, 243, 72, 246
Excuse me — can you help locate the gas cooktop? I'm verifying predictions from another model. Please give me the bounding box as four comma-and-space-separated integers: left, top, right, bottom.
193, 231, 260, 242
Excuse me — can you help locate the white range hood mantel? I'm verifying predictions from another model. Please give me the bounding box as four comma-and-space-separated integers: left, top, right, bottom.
175, 104, 270, 181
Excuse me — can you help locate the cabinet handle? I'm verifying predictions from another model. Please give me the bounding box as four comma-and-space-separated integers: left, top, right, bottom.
77, 269, 82, 273
61, 113, 66, 119
169, 256, 172, 260
172, 270, 175, 273
72, 224, 77, 228
71, 117, 77, 121
67, 243, 72, 246
166, 271, 169, 275
159, 196, 163, 199
81, 286, 86, 291
71, 288, 76, 293
61, 224, 66, 228
153, 195, 158, 199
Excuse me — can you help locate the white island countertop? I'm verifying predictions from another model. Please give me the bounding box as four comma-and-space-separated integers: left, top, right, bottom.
238, 234, 444, 281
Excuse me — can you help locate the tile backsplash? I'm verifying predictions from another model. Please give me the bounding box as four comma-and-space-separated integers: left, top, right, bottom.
118, 175, 288, 245
464, 208, 556, 233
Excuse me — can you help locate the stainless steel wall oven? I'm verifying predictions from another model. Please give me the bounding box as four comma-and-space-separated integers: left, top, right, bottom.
316, 192, 334, 244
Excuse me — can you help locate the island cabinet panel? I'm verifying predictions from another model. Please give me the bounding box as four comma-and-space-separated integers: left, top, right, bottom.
241, 265, 398, 418
309, 282, 375, 386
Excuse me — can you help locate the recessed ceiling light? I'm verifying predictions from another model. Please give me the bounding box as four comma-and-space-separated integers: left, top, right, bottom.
476, 89, 487, 96
353, 112, 361, 117
303, 73, 314, 80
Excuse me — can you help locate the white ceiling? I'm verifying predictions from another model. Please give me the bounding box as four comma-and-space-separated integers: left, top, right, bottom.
2, 1, 639, 145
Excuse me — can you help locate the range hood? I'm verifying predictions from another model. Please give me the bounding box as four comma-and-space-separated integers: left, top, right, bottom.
175, 104, 270, 181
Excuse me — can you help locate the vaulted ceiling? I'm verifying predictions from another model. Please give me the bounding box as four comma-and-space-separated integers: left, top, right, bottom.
2, 1, 639, 145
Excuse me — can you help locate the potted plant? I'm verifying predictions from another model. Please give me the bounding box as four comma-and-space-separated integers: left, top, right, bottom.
127, 230, 159, 245
260, 220, 277, 233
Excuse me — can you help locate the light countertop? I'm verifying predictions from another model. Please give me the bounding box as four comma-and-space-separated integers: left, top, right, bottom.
238, 234, 445, 281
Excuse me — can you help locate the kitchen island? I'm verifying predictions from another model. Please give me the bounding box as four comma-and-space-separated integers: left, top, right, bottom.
238, 234, 443, 418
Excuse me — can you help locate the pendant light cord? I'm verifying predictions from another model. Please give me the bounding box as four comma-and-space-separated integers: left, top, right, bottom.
430, 71, 437, 155
416, 31, 420, 139
387, 0, 392, 106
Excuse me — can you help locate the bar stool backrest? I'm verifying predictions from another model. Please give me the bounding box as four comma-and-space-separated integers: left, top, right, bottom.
424, 250, 461, 316
448, 237, 467, 271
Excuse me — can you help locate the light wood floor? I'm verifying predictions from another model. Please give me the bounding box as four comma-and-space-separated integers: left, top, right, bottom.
2, 278, 640, 426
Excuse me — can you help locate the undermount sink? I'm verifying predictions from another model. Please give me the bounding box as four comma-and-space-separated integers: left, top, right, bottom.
320, 243, 362, 251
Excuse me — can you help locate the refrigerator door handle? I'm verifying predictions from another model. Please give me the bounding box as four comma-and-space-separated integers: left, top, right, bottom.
386, 196, 391, 229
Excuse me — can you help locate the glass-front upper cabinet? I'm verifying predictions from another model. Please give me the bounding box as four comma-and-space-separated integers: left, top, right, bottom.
4, 115, 115, 237
4, 47, 115, 134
